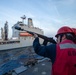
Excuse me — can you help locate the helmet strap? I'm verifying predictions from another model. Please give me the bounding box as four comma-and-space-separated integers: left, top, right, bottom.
60, 34, 64, 42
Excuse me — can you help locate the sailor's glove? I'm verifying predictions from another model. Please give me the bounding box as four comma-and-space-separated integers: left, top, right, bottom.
43, 40, 48, 46
34, 33, 38, 38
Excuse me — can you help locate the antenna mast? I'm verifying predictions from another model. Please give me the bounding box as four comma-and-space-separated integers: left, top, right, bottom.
21, 15, 26, 24
4, 21, 8, 40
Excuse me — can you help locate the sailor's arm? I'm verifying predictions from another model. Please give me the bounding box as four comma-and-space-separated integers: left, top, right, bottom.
33, 37, 56, 64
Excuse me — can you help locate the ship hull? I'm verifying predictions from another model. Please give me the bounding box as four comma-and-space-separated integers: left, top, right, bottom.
0, 38, 43, 51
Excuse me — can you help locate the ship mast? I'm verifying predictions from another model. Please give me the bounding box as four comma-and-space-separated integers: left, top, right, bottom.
1, 28, 4, 39
21, 15, 26, 24
4, 21, 8, 40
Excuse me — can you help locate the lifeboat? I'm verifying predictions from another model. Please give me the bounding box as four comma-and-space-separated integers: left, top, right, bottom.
20, 32, 33, 36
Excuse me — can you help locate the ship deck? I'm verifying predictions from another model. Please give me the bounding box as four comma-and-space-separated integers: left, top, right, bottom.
0, 40, 20, 45
0, 46, 52, 75
18, 59, 52, 75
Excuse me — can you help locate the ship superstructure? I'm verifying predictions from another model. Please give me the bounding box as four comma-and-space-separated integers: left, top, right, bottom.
0, 16, 44, 51
12, 16, 43, 38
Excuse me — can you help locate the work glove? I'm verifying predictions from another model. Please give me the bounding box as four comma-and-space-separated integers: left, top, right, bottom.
43, 40, 48, 46
33, 33, 38, 38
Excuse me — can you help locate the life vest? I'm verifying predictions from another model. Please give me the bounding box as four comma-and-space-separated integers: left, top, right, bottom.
52, 40, 76, 75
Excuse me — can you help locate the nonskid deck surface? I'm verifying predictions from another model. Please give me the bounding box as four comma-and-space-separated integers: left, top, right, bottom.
0, 47, 52, 75
0, 57, 52, 75
0, 58, 52, 75
18, 59, 52, 75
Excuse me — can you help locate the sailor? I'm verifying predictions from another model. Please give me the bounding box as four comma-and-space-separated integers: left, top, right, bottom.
33, 26, 76, 75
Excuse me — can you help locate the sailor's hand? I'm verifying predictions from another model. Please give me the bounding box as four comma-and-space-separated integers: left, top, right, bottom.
34, 33, 38, 38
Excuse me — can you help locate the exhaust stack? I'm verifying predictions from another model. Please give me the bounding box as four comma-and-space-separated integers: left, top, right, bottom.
28, 18, 33, 27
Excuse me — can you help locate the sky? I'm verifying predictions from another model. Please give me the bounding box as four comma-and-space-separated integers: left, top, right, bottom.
0, 0, 76, 38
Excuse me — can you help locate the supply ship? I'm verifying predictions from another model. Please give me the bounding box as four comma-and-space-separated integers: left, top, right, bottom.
0, 15, 44, 51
